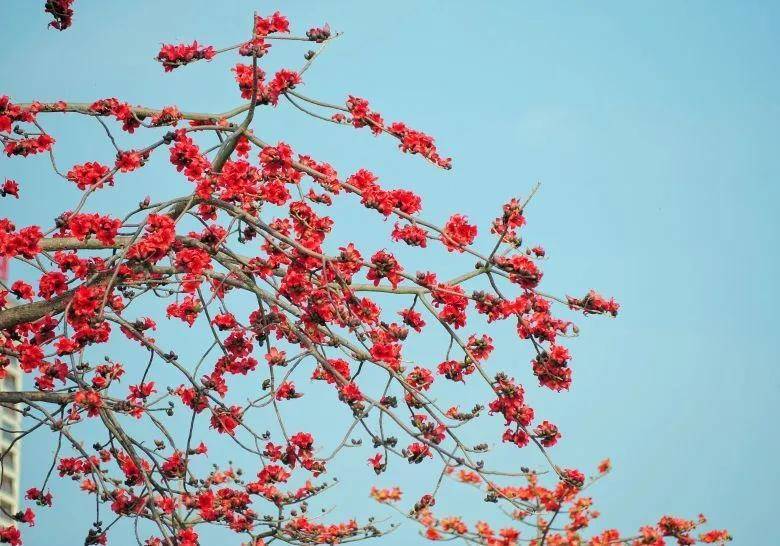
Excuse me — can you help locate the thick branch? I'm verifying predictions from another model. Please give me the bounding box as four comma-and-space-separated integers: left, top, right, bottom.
0, 391, 73, 404
0, 289, 74, 331
17, 102, 251, 122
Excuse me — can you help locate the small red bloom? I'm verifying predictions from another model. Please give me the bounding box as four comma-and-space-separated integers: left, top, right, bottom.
399, 308, 426, 332
210, 406, 242, 435
367, 453, 384, 474
11, 280, 34, 301
533, 420, 561, 447
66, 162, 113, 190
367, 250, 403, 288
275, 381, 300, 401
405, 442, 432, 464
442, 214, 477, 252
1, 179, 19, 198
156, 42, 215, 72
74, 389, 103, 417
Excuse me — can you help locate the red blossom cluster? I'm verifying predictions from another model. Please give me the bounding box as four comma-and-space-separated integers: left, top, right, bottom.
340, 96, 453, 168
156, 41, 216, 72
0, 96, 36, 133
60, 212, 122, 245
236, 12, 290, 58
44, 0, 74, 30
0, 526, 21, 546
372, 464, 732, 546
66, 162, 114, 190
126, 214, 175, 261
88, 98, 140, 133
568, 289, 621, 317
169, 129, 210, 181
442, 214, 478, 251
0, 221, 43, 260
114, 150, 146, 172
0, 8, 730, 546
1, 179, 19, 198
150, 106, 182, 127
232, 64, 301, 105
253, 11, 290, 36
4, 134, 54, 157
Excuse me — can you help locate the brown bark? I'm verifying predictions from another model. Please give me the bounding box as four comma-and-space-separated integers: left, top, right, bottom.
0, 391, 73, 404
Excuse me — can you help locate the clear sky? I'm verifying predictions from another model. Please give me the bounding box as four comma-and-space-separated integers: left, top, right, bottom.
1, 1, 778, 544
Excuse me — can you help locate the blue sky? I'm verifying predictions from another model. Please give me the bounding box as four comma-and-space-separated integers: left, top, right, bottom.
1, 1, 778, 544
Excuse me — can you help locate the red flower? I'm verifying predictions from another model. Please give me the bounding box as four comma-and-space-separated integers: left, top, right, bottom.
38, 271, 68, 298
275, 381, 300, 401
312, 358, 350, 384
0, 224, 43, 259
18, 343, 44, 372
399, 309, 426, 332
11, 280, 34, 301
1, 179, 19, 198
166, 296, 201, 326
366, 250, 403, 288
437, 360, 473, 382
0, 525, 21, 546
567, 289, 620, 317
346, 96, 384, 135
392, 223, 428, 247
561, 468, 585, 488
66, 162, 113, 190
4, 134, 55, 157
156, 42, 215, 72
115, 151, 144, 172
175, 248, 212, 276
466, 334, 493, 361
265, 348, 287, 367
259, 142, 295, 177
267, 69, 302, 105
369, 342, 402, 371
391, 189, 422, 214
25, 488, 53, 507
495, 254, 542, 289
19, 508, 35, 527
127, 214, 176, 262
532, 348, 572, 392
699, 530, 732, 543
65, 213, 121, 245
150, 106, 182, 127
45, 0, 75, 31
232, 63, 266, 100
442, 214, 477, 252
338, 382, 364, 404
405, 442, 432, 464
127, 382, 156, 402
54, 337, 79, 356
210, 406, 242, 435
367, 453, 384, 474
88, 98, 140, 132
253, 11, 290, 36
533, 420, 561, 447
211, 313, 237, 331
406, 367, 434, 392
74, 389, 103, 417
177, 528, 199, 546
168, 130, 209, 181
387, 121, 451, 168
598, 458, 612, 474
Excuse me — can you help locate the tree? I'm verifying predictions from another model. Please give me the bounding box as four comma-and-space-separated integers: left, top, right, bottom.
0, 5, 730, 546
